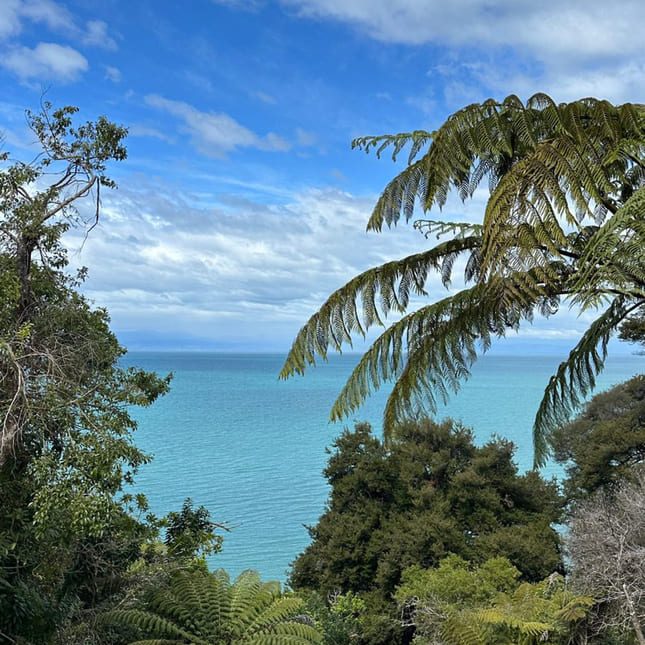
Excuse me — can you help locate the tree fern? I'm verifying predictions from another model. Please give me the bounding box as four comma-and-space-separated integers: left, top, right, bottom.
441, 613, 487, 645
104, 569, 322, 645
282, 94, 645, 466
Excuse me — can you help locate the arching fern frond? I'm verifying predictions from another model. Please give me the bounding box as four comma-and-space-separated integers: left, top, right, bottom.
361, 95, 645, 234
330, 272, 550, 440
103, 608, 207, 645
282, 94, 645, 465
474, 608, 551, 636
441, 613, 487, 645
351, 129, 434, 164
414, 219, 483, 240
532, 298, 632, 467
555, 595, 594, 622
280, 237, 482, 379
104, 569, 321, 645
568, 185, 645, 310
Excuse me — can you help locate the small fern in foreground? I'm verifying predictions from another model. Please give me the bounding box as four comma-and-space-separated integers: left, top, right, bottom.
104, 569, 322, 645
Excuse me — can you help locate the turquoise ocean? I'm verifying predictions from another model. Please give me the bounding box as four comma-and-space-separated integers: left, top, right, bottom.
123, 351, 643, 582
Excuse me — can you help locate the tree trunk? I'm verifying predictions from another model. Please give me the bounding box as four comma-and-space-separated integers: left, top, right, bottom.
16, 235, 34, 322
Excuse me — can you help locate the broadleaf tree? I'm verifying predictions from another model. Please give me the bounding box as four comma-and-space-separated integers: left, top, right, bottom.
280, 95, 645, 465
289, 420, 564, 628
395, 556, 593, 645
0, 103, 171, 643
551, 374, 645, 500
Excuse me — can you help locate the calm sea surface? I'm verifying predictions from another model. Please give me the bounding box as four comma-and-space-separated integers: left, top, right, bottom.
122, 351, 643, 582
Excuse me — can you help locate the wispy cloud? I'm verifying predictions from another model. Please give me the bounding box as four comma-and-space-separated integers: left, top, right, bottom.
296, 127, 316, 146
1, 42, 88, 83
82, 19, 117, 50
0, 0, 75, 40
145, 94, 291, 158
423, 54, 645, 108
104, 65, 121, 82
280, 0, 643, 64
67, 183, 427, 343
254, 91, 277, 105
128, 124, 174, 143
66, 179, 596, 349
280, 0, 645, 106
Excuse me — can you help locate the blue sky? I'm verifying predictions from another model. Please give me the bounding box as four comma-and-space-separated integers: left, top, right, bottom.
1, 0, 643, 352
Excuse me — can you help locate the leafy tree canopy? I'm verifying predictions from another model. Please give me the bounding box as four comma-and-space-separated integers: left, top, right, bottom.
280, 94, 645, 466
0, 103, 171, 643
552, 375, 645, 500
164, 498, 227, 561
304, 591, 366, 645
395, 556, 593, 645
289, 419, 563, 609
394, 554, 521, 610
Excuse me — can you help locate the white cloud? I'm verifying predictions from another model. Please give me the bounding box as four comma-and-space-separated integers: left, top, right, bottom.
296, 127, 317, 146
145, 94, 291, 157
128, 124, 174, 143
0, 0, 74, 41
67, 183, 427, 343
2, 42, 88, 83
82, 19, 117, 50
499, 62, 645, 106
430, 56, 645, 108
0, 0, 23, 40
20, 0, 73, 31
105, 65, 121, 82
64, 179, 600, 349
255, 91, 277, 104
280, 0, 643, 66
0, 1, 118, 71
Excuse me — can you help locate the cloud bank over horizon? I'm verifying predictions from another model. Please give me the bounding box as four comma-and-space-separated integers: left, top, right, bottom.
1, 0, 642, 352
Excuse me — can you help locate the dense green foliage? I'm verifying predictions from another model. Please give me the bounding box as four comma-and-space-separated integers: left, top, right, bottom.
395, 556, 593, 645
0, 105, 173, 643
290, 381, 645, 645
618, 312, 645, 347
552, 375, 645, 500
164, 498, 226, 561
2, 98, 644, 645
290, 419, 563, 645
105, 568, 322, 645
281, 95, 645, 465
305, 592, 366, 645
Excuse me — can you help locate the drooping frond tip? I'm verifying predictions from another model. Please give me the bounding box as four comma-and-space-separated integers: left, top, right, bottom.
352, 129, 435, 165
532, 298, 629, 468
329, 272, 549, 443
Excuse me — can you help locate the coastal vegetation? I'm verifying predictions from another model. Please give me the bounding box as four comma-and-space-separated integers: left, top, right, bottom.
289, 419, 564, 645
0, 103, 169, 642
289, 419, 563, 593
395, 558, 594, 645
289, 398, 645, 645
1, 98, 644, 645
